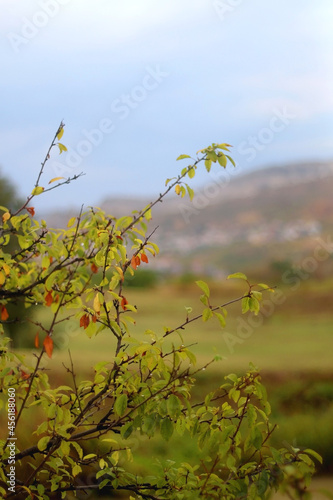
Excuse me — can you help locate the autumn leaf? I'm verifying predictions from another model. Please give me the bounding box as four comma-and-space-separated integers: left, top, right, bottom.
1, 306, 9, 321
26, 207, 35, 217
48, 176, 65, 184
43, 335, 54, 359
57, 126, 64, 140
34, 332, 39, 348
92, 314, 97, 323
135, 256, 141, 267
21, 370, 30, 380
121, 296, 128, 311
131, 255, 138, 270
57, 143, 68, 154
141, 253, 149, 264
0, 272, 5, 286
80, 314, 90, 329
45, 291, 53, 307
91, 263, 98, 274
93, 293, 101, 314
175, 184, 181, 195
2, 263, 10, 276
31, 186, 44, 196
2, 212, 10, 223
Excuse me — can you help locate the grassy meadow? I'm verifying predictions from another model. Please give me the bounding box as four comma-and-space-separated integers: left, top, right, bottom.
3, 276, 333, 498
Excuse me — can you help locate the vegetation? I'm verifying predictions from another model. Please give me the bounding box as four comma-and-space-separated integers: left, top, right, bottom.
0, 124, 321, 499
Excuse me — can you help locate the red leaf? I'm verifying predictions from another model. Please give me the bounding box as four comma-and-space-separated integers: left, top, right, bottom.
91, 263, 98, 274
135, 255, 141, 267
80, 314, 90, 329
141, 253, 149, 264
131, 255, 137, 270
21, 370, 30, 380
45, 291, 53, 306
92, 314, 97, 323
1, 306, 9, 321
43, 335, 54, 359
26, 207, 35, 217
121, 296, 128, 311
49, 256, 53, 264
116, 235, 123, 241
34, 331, 39, 348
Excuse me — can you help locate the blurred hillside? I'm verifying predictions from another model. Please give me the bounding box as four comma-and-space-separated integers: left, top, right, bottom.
46, 161, 333, 280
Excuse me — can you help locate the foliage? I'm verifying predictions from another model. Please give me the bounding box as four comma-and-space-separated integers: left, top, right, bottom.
0, 124, 320, 499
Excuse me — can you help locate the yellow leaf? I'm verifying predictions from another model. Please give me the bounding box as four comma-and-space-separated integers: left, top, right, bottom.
175, 184, 181, 195
2, 212, 10, 222
57, 127, 64, 140
67, 217, 77, 228
93, 293, 101, 314
31, 186, 44, 196
48, 176, 65, 184
0, 272, 5, 285
58, 143, 68, 154
2, 263, 10, 276
115, 266, 124, 280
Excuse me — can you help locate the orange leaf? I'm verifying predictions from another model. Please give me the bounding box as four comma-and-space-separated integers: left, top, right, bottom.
135, 255, 141, 267
34, 332, 39, 348
92, 314, 97, 323
121, 296, 128, 311
91, 263, 98, 274
49, 256, 53, 264
116, 235, 123, 241
2, 212, 11, 223
26, 207, 35, 217
131, 255, 137, 270
1, 306, 9, 321
141, 253, 149, 264
45, 291, 53, 307
21, 369, 30, 380
43, 335, 54, 359
80, 314, 90, 329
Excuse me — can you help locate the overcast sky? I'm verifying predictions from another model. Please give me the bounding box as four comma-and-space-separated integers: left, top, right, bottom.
1, 0, 332, 212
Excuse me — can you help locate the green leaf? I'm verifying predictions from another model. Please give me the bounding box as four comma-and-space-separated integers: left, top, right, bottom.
37, 436, 50, 451
227, 272, 248, 281
177, 154, 191, 160
160, 418, 174, 441
241, 297, 250, 314
303, 448, 323, 464
225, 154, 235, 167
167, 394, 181, 419
195, 280, 210, 297
215, 312, 226, 328
187, 166, 195, 179
217, 154, 227, 167
202, 308, 213, 322
114, 394, 128, 417
186, 185, 194, 201
204, 159, 212, 172
31, 186, 45, 196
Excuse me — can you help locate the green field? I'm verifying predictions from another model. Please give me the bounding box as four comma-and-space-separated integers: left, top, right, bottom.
7, 278, 333, 497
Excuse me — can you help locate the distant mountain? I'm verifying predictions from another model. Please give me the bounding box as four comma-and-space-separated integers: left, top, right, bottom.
45, 161, 333, 279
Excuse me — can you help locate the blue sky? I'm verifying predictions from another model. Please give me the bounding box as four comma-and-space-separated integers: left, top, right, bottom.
1, 0, 332, 212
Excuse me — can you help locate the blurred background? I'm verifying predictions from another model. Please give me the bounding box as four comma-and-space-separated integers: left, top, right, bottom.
1, 1, 333, 498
